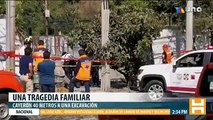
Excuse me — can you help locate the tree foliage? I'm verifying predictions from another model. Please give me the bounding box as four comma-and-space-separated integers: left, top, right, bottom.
48, 1, 79, 35
193, 0, 213, 34
0, 0, 80, 37
149, 0, 213, 34
0, 0, 212, 80
15, 1, 45, 36
104, 1, 165, 79
0, 0, 5, 16
68, 0, 166, 80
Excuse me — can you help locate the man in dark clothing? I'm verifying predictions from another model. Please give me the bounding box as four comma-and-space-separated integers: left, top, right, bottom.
19, 47, 33, 92
91, 61, 100, 87
61, 52, 76, 80
38, 51, 56, 92
61, 52, 77, 88
69, 49, 92, 92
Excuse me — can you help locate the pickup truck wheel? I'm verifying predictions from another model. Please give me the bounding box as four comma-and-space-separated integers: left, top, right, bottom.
0, 94, 10, 120
144, 80, 164, 101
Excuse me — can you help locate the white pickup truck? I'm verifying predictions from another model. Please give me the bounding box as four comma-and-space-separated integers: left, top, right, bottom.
134, 49, 213, 99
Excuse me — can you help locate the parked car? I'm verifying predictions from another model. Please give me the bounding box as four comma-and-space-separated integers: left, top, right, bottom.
99, 62, 213, 120
132, 49, 213, 100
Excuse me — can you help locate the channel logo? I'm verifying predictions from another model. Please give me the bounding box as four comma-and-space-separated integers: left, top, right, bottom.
189, 98, 206, 115
175, 7, 185, 14
175, 6, 202, 14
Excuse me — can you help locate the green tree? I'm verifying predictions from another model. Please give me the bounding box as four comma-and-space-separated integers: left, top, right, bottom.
148, 0, 213, 46
48, 1, 79, 35
104, 1, 165, 80
0, 0, 5, 16
193, 0, 213, 46
15, 1, 45, 36
0, 0, 80, 37
68, 0, 166, 81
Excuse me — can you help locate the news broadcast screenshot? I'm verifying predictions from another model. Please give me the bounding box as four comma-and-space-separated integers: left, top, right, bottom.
0, 0, 212, 120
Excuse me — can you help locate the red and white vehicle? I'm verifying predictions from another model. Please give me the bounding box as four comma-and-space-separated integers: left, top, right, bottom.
99, 62, 213, 120
134, 49, 213, 99
0, 55, 24, 119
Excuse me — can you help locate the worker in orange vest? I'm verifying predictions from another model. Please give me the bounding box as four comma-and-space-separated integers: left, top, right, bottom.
33, 40, 48, 71
33, 40, 48, 91
69, 49, 92, 92
162, 44, 173, 64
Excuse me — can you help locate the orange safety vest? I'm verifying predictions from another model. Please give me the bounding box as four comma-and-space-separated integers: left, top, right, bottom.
164, 49, 172, 64
76, 55, 92, 81
33, 45, 48, 71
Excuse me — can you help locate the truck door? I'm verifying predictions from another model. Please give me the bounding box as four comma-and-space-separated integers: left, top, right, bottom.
171, 52, 205, 93
197, 66, 213, 118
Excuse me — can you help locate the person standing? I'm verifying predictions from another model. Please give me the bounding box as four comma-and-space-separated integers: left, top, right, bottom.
33, 40, 48, 91
61, 52, 77, 88
38, 51, 56, 92
17, 36, 32, 76
91, 61, 100, 87
69, 49, 92, 92
19, 47, 34, 92
19, 36, 32, 56
162, 44, 173, 64
33, 40, 48, 71
61, 52, 75, 80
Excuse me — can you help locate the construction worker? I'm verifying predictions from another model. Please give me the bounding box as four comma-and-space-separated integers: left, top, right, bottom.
33, 40, 48, 91
19, 36, 32, 56
17, 36, 32, 76
69, 49, 92, 92
86, 48, 100, 87
162, 44, 173, 64
33, 40, 48, 71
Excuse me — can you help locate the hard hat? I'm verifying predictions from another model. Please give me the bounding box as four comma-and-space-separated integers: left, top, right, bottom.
24, 36, 32, 42
162, 44, 168, 48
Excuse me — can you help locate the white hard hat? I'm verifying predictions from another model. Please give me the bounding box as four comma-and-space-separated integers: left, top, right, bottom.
24, 36, 32, 42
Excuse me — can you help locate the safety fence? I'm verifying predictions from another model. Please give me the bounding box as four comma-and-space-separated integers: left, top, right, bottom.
0, 48, 210, 66
0, 51, 116, 64
0, 49, 196, 60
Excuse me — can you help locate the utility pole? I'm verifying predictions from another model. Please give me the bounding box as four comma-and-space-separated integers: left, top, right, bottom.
186, 0, 193, 50
101, 0, 110, 91
45, 0, 49, 36
44, 0, 50, 52
6, 0, 15, 71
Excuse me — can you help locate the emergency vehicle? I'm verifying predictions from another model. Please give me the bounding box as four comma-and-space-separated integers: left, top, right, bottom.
99, 62, 213, 120
0, 55, 24, 120
133, 49, 213, 100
